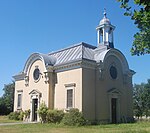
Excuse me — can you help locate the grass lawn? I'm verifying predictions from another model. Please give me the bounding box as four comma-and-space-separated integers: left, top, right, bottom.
0, 121, 149, 133
0, 116, 150, 133
0, 116, 20, 123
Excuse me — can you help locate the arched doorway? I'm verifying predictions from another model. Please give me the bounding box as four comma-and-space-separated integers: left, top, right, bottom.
29, 89, 41, 122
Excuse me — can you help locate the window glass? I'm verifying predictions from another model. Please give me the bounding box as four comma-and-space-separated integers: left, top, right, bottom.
17, 94, 22, 108
110, 66, 117, 79
67, 89, 73, 108
33, 68, 40, 81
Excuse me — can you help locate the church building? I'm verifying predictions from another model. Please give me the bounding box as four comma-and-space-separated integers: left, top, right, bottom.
13, 11, 135, 123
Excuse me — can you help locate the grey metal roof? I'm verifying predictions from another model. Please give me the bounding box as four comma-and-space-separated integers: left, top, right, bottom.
48, 42, 97, 66
40, 53, 56, 66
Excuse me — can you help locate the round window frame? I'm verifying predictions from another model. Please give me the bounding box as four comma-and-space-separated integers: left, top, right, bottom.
33, 68, 41, 82
109, 66, 117, 79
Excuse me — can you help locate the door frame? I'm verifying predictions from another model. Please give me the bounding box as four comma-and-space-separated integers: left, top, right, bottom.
29, 89, 41, 122
108, 88, 121, 123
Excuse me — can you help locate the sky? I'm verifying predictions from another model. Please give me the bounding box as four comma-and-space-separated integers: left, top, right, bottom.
0, 0, 149, 96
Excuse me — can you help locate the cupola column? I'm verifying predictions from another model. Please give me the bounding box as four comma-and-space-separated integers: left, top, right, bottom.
97, 30, 100, 44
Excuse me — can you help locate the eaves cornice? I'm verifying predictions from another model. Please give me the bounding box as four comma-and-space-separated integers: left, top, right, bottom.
13, 72, 25, 81
54, 59, 96, 72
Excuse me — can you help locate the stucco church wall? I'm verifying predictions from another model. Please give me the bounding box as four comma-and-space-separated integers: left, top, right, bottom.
124, 76, 133, 118
82, 67, 96, 121
95, 55, 133, 122
14, 59, 50, 112
95, 72, 110, 122
54, 68, 82, 111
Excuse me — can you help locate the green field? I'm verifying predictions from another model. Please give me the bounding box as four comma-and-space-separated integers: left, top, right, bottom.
0, 116, 150, 133
0, 116, 20, 123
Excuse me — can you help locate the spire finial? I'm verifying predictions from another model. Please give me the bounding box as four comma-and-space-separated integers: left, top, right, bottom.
103, 8, 106, 18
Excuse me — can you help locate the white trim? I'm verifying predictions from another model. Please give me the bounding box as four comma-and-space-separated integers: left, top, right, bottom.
33, 66, 41, 83
23, 53, 56, 76
17, 90, 23, 110
65, 84, 76, 110
103, 49, 129, 75
95, 49, 130, 75
29, 89, 41, 122
13, 73, 25, 81
54, 59, 96, 73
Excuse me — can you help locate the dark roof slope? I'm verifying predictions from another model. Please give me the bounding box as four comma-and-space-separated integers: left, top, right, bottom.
48, 42, 97, 66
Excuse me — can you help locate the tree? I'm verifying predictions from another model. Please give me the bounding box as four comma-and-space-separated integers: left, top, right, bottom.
133, 83, 145, 118
0, 82, 15, 115
0, 97, 8, 115
142, 79, 150, 117
117, 0, 150, 56
133, 79, 150, 118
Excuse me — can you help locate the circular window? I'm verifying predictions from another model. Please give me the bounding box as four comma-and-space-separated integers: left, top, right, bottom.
110, 66, 117, 79
33, 68, 40, 81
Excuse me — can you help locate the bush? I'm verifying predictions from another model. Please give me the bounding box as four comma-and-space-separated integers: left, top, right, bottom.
24, 109, 30, 119
18, 111, 24, 120
46, 109, 64, 123
62, 108, 86, 126
8, 111, 20, 120
37, 102, 48, 123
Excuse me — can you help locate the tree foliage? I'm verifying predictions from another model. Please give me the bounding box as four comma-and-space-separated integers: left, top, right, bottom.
117, 0, 150, 56
133, 79, 150, 118
0, 82, 15, 115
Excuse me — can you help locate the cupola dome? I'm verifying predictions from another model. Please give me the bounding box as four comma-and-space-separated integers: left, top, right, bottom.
99, 10, 111, 25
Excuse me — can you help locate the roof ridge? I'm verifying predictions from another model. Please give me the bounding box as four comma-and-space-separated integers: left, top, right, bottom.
82, 42, 97, 49
48, 42, 96, 55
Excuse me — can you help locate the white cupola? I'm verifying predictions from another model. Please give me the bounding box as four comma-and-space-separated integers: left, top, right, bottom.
96, 9, 115, 48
